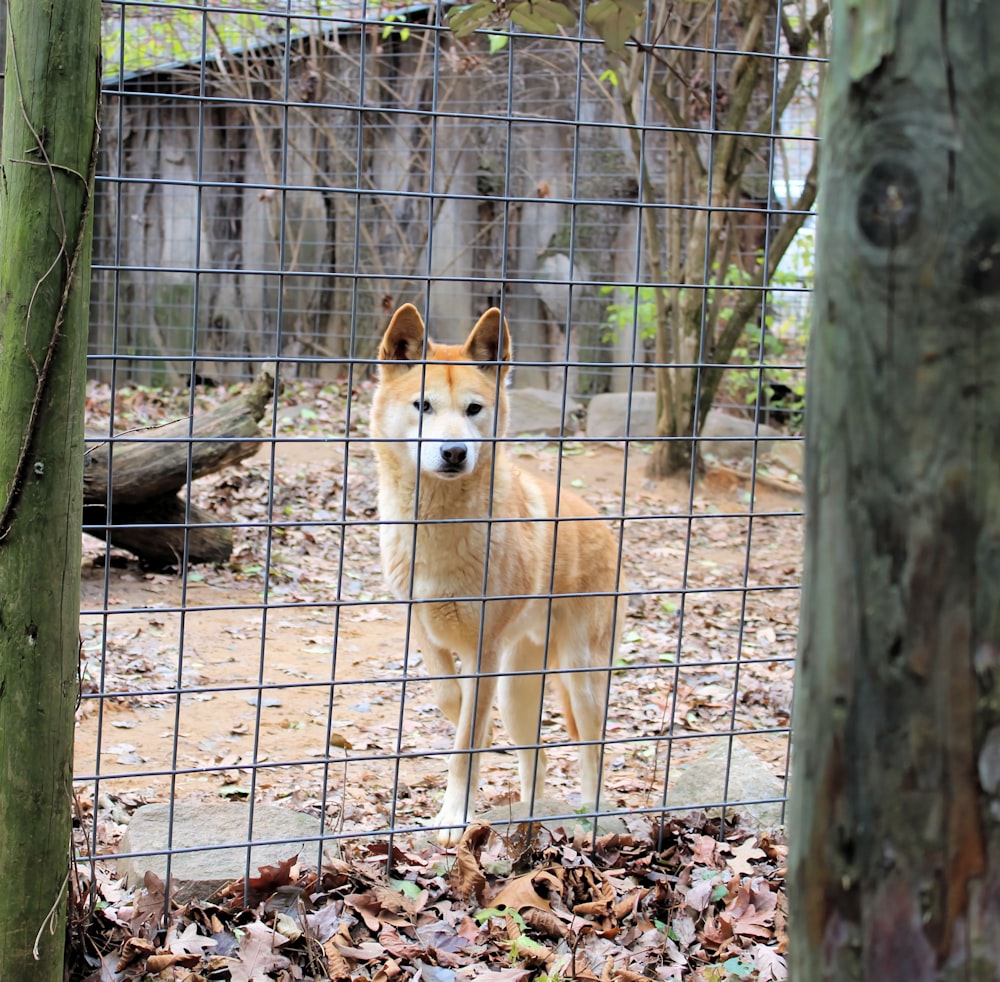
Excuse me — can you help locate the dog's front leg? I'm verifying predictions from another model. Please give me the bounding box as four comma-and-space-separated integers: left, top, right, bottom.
433, 670, 498, 847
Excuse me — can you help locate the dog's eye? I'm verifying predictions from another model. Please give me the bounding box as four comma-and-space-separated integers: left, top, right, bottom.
413, 399, 432, 413
466, 403, 483, 417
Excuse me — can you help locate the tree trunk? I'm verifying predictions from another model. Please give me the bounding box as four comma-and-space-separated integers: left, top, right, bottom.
788, 4, 1000, 978
0, 3, 101, 980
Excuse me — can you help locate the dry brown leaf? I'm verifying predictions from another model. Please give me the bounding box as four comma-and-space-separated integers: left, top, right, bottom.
373, 882, 424, 916
345, 891, 411, 930
570, 867, 617, 921
228, 921, 292, 982
371, 956, 406, 981
521, 906, 567, 939
689, 834, 719, 866
720, 885, 775, 940
463, 969, 532, 981
145, 952, 201, 972
321, 936, 354, 980
489, 872, 553, 913
725, 838, 766, 877
749, 942, 788, 981
607, 968, 651, 982
129, 871, 169, 933
116, 936, 155, 969
379, 924, 428, 961
450, 822, 491, 902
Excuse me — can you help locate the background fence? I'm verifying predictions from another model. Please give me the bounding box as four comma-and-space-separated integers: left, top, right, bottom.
73, 0, 819, 901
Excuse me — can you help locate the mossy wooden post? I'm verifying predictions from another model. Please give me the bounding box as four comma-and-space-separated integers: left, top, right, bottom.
789, 3, 1000, 978
0, 2, 101, 978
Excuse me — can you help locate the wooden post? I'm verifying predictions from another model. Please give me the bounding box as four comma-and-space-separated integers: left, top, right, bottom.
788, 3, 1000, 978
0, 2, 101, 979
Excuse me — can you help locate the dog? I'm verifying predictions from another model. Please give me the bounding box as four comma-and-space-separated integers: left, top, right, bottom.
371, 303, 625, 845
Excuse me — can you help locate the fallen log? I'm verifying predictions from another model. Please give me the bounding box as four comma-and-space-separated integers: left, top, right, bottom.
83, 367, 275, 505
82, 366, 275, 569
82, 499, 234, 569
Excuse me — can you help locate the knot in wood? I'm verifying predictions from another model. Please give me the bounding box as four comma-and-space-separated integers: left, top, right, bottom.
857, 161, 921, 248
963, 216, 1000, 295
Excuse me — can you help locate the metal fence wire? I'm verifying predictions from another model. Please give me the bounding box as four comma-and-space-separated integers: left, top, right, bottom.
77, 0, 817, 897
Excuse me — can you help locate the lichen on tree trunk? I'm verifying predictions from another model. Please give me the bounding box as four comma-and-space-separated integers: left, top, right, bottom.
789, 3, 1000, 977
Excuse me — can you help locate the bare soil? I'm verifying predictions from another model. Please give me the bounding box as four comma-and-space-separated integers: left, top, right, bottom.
76, 384, 803, 844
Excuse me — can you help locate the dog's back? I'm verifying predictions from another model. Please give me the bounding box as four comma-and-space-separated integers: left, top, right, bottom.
371, 304, 625, 844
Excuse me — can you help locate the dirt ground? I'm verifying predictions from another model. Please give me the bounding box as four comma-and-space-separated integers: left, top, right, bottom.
76, 383, 803, 845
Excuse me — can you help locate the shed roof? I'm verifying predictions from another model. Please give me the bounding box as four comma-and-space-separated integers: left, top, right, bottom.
101, 0, 431, 84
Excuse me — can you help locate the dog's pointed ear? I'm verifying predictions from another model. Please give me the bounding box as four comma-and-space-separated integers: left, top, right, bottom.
379, 304, 426, 375
464, 308, 511, 369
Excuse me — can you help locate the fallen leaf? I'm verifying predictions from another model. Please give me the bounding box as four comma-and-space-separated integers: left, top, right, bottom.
451, 822, 491, 902
726, 839, 766, 877
750, 942, 788, 980
228, 921, 291, 982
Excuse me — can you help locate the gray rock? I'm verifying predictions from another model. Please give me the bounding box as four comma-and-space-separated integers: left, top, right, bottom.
765, 438, 804, 476
117, 801, 326, 902
667, 738, 786, 829
586, 391, 782, 461
478, 797, 628, 839
508, 387, 582, 436
701, 412, 782, 460
585, 391, 657, 439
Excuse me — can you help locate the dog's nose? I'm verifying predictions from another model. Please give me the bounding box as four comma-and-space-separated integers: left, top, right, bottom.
440, 442, 468, 466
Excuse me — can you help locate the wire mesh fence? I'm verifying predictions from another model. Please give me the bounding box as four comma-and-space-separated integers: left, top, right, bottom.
77, 0, 819, 908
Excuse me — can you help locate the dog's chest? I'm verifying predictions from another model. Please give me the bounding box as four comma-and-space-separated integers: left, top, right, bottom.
380, 517, 489, 600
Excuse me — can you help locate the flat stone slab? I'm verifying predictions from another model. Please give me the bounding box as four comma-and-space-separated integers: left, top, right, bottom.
478, 797, 628, 839
586, 390, 657, 440
667, 738, 786, 829
117, 801, 326, 902
586, 392, 783, 460
508, 387, 582, 436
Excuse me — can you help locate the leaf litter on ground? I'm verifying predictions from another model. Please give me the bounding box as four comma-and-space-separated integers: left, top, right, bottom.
70, 815, 788, 982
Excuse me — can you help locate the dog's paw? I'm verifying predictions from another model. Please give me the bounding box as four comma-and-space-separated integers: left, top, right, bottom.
433, 805, 471, 847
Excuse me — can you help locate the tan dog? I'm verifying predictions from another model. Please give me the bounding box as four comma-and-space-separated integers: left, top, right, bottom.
371, 304, 625, 845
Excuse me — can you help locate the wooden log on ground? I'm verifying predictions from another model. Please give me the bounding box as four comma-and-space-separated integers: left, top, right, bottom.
83, 498, 234, 569
83, 366, 275, 505
81, 366, 275, 568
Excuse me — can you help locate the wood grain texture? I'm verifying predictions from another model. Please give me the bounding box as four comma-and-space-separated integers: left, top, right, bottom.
0, 3, 101, 979
789, 3, 1000, 978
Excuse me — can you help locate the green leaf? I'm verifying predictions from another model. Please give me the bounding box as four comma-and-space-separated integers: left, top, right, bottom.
475, 906, 527, 927
509, 5, 560, 34
722, 956, 754, 978
389, 877, 423, 899
447, 1, 496, 37
585, 0, 644, 54
487, 31, 509, 53
527, 0, 579, 28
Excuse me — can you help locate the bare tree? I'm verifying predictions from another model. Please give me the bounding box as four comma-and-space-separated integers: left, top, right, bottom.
453, 0, 828, 475
601, 0, 826, 476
